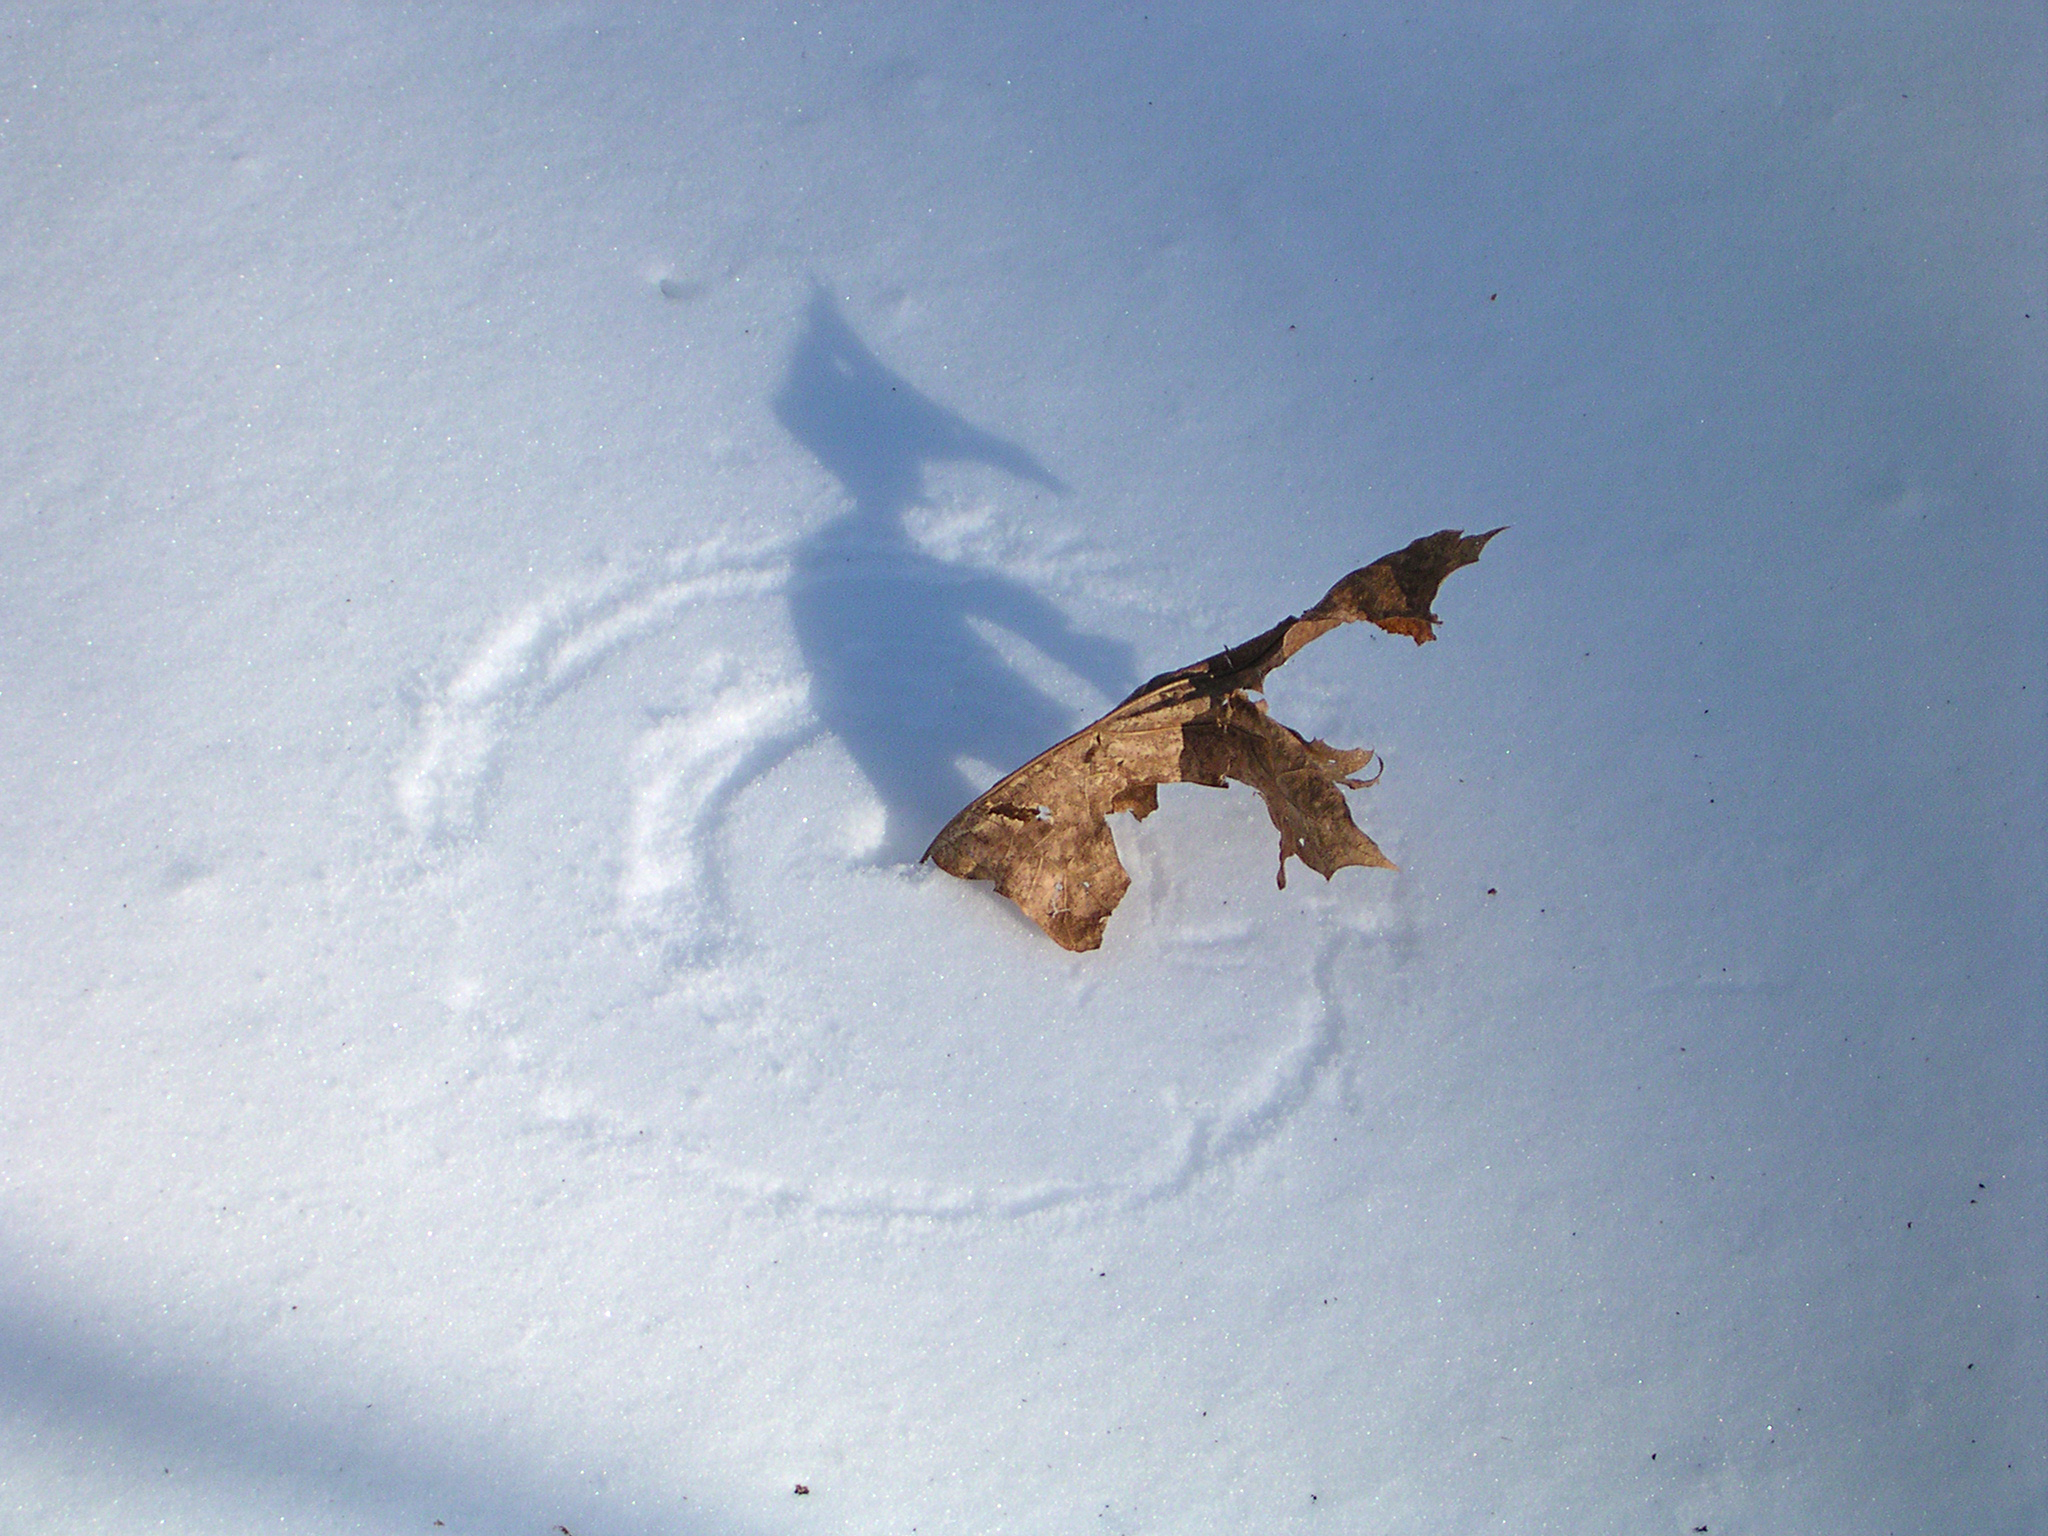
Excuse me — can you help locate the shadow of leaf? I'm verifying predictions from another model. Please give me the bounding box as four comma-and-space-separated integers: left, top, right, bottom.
775, 289, 1135, 861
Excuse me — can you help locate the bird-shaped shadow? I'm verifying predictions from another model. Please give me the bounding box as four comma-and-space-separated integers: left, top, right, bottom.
776, 291, 1134, 862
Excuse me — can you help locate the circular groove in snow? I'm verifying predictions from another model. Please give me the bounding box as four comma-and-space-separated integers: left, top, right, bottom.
399, 543, 1397, 1217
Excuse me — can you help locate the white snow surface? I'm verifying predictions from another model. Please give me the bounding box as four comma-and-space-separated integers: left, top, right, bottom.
3, 7, 2043, 1534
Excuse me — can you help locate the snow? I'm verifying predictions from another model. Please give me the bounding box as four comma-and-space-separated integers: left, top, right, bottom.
2, 6, 2042, 1533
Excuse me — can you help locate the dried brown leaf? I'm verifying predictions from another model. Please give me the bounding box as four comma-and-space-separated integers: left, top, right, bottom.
922, 528, 1502, 950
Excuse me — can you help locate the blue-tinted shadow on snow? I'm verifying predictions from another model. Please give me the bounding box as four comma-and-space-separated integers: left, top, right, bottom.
775, 291, 1135, 862
0, 1275, 765, 1536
